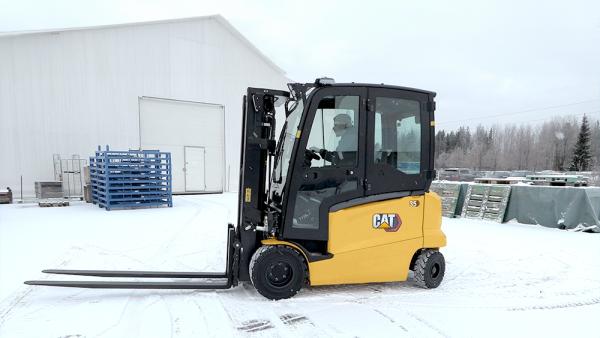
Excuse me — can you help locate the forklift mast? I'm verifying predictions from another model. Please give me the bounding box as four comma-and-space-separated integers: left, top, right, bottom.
237, 88, 289, 281
24, 87, 291, 289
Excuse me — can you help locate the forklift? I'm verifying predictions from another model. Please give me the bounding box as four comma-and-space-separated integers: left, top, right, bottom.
26, 78, 446, 300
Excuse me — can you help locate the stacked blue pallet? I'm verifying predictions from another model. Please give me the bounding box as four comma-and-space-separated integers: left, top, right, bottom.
90, 146, 172, 210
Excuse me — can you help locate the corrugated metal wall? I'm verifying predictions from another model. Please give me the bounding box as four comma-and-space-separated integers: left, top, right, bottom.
0, 16, 289, 196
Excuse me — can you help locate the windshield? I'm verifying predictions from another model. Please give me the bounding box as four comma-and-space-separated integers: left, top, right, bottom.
273, 99, 304, 184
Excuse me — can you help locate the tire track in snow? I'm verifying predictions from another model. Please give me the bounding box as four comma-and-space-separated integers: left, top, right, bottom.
0, 247, 81, 326
234, 313, 318, 337
157, 197, 229, 271
296, 280, 600, 314
406, 311, 449, 338
93, 293, 136, 337
508, 296, 600, 311
372, 308, 409, 332
159, 294, 175, 338
0, 287, 34, 327
236, 319, 275, 333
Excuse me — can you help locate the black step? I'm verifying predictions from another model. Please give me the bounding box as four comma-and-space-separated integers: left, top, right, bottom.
41, 269, 227, 279
24, 280, 231, 289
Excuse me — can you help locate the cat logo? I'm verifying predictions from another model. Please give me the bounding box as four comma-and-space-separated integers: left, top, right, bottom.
372, 213, 402, 232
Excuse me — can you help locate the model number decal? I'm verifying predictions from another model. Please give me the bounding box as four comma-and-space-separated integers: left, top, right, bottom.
244, 188, 252, 203
372, 213, 402, 232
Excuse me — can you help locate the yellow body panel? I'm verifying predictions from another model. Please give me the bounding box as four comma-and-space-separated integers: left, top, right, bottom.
261, 192, 445, 286
310, 238, 422, 285
423, 192, 447, 248
328, 196, 424, 255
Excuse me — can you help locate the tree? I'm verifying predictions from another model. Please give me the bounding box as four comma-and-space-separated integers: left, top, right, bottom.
590, 120, 600, 170
467, 125, 491, 170
434, 115, 600, 172
569, 115, 592, 171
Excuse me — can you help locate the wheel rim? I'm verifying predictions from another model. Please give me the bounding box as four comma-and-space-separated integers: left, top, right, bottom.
265, 261, 293, 288
430, 263, 441, 279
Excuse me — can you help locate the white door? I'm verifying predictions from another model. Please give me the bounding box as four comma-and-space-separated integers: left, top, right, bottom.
185, 146, 206, 192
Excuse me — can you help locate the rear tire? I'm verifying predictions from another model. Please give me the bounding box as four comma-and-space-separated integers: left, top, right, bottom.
413, 249, 445, 289
249, 245, 307, 300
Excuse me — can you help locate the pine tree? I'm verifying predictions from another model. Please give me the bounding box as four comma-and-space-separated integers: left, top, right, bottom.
569, 115, 592, 171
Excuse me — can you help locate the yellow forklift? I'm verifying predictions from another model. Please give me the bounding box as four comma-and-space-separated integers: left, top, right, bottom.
26, 78, 446, 300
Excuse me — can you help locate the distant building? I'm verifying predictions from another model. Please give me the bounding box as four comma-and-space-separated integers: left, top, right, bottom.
0, 15, 289, 196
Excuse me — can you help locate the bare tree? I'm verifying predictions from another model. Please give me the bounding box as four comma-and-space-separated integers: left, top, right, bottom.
435, 115, 594, 173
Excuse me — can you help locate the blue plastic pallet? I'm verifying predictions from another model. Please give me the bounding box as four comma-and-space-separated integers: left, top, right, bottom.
90, 145, 172, 210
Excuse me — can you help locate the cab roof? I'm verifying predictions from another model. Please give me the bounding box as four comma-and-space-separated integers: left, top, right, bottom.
309, 80, 436, 97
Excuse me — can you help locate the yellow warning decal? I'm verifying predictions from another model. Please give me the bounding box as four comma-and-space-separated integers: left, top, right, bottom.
430, 121, 436, 126
296, 130, 302, 138
244, 188, 252, 203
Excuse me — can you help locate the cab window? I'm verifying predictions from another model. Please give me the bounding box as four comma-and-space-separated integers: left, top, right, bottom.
305, 96, 359, 168
374, 97, 421, 174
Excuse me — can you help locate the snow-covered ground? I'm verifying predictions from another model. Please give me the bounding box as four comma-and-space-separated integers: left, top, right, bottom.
1, 194, 599, 338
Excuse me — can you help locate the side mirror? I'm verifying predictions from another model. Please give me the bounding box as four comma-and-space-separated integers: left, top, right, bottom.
286, 100, 298, 116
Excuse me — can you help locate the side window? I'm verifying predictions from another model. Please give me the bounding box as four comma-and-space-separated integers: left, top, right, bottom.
374, 97, 421, 174
306, 96, 359, 168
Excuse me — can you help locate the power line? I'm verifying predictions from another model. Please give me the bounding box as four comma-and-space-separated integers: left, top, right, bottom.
437, 99, 600, 125
515, 109, 600, 125
438, 110, 600, 131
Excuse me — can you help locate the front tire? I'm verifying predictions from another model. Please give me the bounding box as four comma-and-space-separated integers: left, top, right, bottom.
413, 249, 445, 288
249, 245, 307, 300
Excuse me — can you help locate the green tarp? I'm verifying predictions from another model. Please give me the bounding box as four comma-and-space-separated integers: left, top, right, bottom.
432, 182, 600, 232
504, 185, 600, 232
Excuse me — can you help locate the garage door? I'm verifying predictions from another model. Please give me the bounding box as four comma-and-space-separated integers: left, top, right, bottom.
139, 97, 224, 193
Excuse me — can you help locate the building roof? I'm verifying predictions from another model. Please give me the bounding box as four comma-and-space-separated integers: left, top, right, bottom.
0, 14, 286, 75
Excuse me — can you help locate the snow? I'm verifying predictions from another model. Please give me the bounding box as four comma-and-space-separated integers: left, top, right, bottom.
1, 194, 600, 338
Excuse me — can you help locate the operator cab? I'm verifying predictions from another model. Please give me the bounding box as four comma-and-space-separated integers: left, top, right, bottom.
268, 78, 436, 253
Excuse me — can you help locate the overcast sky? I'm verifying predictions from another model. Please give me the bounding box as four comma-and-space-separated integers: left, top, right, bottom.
1, 0, 599, 130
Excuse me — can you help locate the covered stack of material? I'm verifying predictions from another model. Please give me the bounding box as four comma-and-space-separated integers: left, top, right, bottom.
34, 182, 63, 199
83, 165, 92, 203
430, 182, 465, 218
90, 146, 172, 210
0, 187, 12, 204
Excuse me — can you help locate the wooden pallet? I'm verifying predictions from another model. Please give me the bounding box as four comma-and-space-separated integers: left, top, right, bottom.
461, 184, 511, 222
474, 177, 527, 185
38, 200, 70, 207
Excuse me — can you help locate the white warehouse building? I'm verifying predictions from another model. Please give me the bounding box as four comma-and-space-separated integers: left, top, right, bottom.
0, 15, 289, 196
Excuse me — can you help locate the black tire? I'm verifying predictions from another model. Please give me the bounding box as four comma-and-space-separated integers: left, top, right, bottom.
413, 249, 445, 289
249, 245, 307, 300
